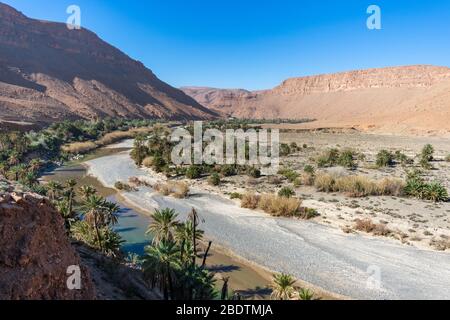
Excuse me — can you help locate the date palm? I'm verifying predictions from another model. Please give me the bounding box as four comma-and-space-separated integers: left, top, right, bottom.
174, 221, 204, 265
143, 240, 180, 300
81, 195, 106, 252
270, 273, 297, 300
79, 185, 97, 200
147, 208, 179, 245
47, 181, 63, 201
65, 179, 77, 215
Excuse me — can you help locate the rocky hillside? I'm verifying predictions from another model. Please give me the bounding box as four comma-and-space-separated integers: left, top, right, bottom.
182, 65, 450, 136
0, 3, 217, 123
0, 180, 96, 299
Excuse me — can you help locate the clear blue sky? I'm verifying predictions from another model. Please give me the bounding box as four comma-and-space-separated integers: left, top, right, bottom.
3, 0, 450, 90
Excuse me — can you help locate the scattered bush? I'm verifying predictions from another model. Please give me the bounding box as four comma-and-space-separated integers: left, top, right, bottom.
240, 193, 260, 209
394, 151, 413, 166
220, 165, 236, 177
298, 207, 320, 220
304, 165, 315, 175
317, 148, 339, 168
114, 181, 134, 192
208, 173, 221, 186
445, 154, 450, 162
278, 187, 295, 198
337, 149, 356, 168
354, 219, 391, 236
278, 168, 299, 182
280, 143, 292, 156
376, 150, 394, 167
404, 170, 448, 202
154, 181, 190, 198
247, 167, 261, 178
186, 165, 202, 179
421, 144, 434, 162
229, 192, 243, 200
142, 156, 154, 168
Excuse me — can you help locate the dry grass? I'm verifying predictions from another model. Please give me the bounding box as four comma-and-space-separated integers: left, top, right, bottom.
354, 218, 391, 236
61, 141, 98, 154
62, 128, 153, 154
241, 193, 260, 209
314, 172, 405, 197
154, 181, 190, 198
142, 156, 154, 168
241, 192, 302, 217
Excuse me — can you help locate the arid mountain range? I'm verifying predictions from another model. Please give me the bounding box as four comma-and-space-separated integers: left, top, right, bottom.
0, 3, 217, 123
182, 65, 450, 136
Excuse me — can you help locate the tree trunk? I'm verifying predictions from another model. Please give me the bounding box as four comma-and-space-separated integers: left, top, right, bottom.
201, 241, 212, 268
93, 211, 103, 252
221, 278, 229, 300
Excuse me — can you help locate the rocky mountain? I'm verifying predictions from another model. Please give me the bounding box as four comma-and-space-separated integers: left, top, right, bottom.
182, 65, 450, 136
0, 3, 217, 123
0, 183, 96, 300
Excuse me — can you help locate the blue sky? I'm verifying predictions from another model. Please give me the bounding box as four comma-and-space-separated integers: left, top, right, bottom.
3, 0, 450, 90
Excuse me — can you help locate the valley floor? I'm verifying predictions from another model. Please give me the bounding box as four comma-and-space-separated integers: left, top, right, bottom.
85, 139, 450, 299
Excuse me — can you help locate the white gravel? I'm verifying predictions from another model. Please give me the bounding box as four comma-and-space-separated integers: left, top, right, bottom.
85, 148, 450, 300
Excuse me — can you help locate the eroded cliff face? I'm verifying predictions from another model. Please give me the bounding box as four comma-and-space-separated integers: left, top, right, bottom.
0, 3, 217, 122
182, 66, 450, 136
0, 186, 96, 300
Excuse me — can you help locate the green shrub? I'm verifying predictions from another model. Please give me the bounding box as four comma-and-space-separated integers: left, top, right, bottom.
424, 183, 448, 202
279, 168, 299, 182
186, 165, 202, 179
247, 167, 261, 178
376, 150, 394, 167
114, 181, 133, 192
229, 192, 243, 200
220, 165, 236, 177
421, 144, 434, 162
280, 143, 292, 156
278, 187, 295, 198
338, 149, 356, 168
445, 154, 450, 162
404, 170, 448, 202
316, 148, 340, 168
304, 165, 315, 175
208, 173, 221, 186
394, 151, 413, 166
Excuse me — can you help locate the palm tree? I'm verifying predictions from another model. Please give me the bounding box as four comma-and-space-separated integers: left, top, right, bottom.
8, 152, 20, 166
47, 181, 63, 201
174, 221, 204, 265
28, 158, 43, 173
147, 208, 179, 245
79, 185, 97, 200
65, 179, 77, 216
0, 163, 8, 177
270, 273, 297, 300
188, 208, 204, 266
294, 288, 315, 300
102, 201, 120, 226
81, 195, 106, 252
143, 240, 180, 300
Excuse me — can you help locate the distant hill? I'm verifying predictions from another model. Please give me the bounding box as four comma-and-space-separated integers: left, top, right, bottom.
0, 3, 218, 123
182, 66, 450, 136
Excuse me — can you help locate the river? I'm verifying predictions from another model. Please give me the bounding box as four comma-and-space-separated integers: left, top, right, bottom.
41, 144, 273, 299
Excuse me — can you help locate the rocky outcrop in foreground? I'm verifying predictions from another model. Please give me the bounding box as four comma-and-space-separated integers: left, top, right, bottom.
0, 184, 96, 300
